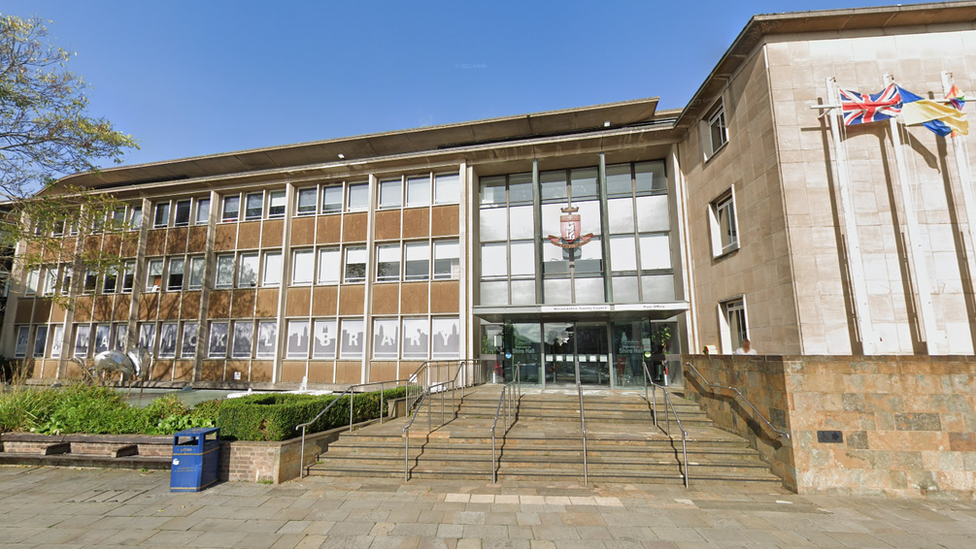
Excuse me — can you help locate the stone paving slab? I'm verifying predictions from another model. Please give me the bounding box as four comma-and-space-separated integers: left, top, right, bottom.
2, 465, 976, 548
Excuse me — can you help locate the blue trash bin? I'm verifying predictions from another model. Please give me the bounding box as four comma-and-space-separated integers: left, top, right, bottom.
170, 427, 220, 492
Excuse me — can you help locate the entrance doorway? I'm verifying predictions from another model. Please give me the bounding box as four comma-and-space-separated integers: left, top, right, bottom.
543, 322, 610, 387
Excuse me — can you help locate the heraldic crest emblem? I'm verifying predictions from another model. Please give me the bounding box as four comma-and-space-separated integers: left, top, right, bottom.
548, 204, 593, 249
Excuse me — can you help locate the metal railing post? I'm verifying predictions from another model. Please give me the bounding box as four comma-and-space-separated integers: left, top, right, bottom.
379, 383, 384, 424
349, 393, 355, 432
299, 426, 307, 479
404, 429, 409, 481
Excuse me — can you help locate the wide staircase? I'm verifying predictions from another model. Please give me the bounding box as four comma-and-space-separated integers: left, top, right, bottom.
306, 385, 781, 486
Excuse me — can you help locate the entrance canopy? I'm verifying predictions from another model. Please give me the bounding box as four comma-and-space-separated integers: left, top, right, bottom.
473, 302, 689, 323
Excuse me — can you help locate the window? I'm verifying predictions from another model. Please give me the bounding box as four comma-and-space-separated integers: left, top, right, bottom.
174, 200, 191, 226
129, 206, 142, 230
153, 202, 170, 228
222, 195, 240, 222
292, 249, 314, 285
25, 269, 40, 295
256, 320, 276, 358
720, 298, 747, 353
110, 208, 126, 227
268, 191, 286, 218
373, 319, 398, 359
91, 325, 107, 355
121, 261, 135, 293
232, 321, 253, 358
321, 185, 343, 213
61, 266, 72, 295
215, 255, 235, 288
168, 258, 185, 291
188, 257, 205, 289
138, 322, 156, 352
406, 175, 430, 207
296, 188, 317, 215
286, 320, 310, 359
180, 323, 198, 358
195, 198, 210, 224
43, 268, 57, 296
312, 319, 337, 359
14, 326, 28, 357
401, 318, 429, 359
317, 248, 340, 284
706, 101, 728, 157
344, 247, 367, 283
434, 173, 460, 204
52, 219, 65, 236
146, 260, 163, 290
263, 252, 282, 286
379, 179, 402, 209
74, 325, 91, 358
238, 253, 259, 287
51, 325, 64, 358
208, 322, 229, 357
83, 270, 97, 294
432, 317, 460, 359
103, 266, 118, 293
376, 244, 400, 281
404, 242, 429, 281
710, 191, 738, 256
32, 326, 48, 358
339, 319, 364, 359
245, 193, 263, 220
158, 323, 178, 358
433, 240, 459, 280
347, 183, 368, 211
113, 324, 127, 352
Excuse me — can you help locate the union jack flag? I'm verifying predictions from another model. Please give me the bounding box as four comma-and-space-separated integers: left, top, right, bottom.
839, 84, 902, 125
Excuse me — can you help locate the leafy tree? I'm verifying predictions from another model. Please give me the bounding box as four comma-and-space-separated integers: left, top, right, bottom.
0, 13, 138, 308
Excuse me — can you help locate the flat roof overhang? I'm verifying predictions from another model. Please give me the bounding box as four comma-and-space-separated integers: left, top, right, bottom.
472, 302, 690, 323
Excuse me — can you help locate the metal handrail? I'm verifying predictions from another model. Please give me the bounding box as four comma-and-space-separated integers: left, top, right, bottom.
683, 361, 791, 440
642, 362, 689, 488
402, 360, 471, 481
489, 362, 521, 483
576, 379, 588, 486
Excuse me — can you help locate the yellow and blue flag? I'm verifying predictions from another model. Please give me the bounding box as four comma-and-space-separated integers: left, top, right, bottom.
896, 86, 968, 136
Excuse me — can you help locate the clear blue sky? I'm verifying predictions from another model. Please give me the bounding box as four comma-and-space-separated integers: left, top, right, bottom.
4, 1, 914, 168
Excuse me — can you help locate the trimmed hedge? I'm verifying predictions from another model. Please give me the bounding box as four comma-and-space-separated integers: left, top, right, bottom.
216, 387, 407, 441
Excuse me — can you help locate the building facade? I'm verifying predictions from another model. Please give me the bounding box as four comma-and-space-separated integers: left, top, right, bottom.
5, 2, 976, 389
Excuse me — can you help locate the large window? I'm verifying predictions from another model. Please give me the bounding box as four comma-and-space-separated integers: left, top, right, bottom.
706, 100, 728, 158
263, 252, 282, 286
376, 244, 401, 282
256, 320, 277, 358
168, 258, 185, 291
74, 325, 91, 358
710, 190, 738, 256
317, 248, 340, 284
237, 253, 259, 287
339, 318, 364, 359
322, 185, 343, 213
245, 193, 263, 221
146, 260, 163, 291
195, 198, 210, 225
347, 183, 369, 211
232, 321, 254, 358
373, 319, 399, 359
174, 200, 191, 227
404, 242, 429, 281
268, 191, 286, 218
433, 240, 459, 280
222, 195, 240, 222
209, 322, 229, 357
286, 320, 310, 359
379, 178, 402, 209
181, 323, 198, 358
344, 247, 367, 283
434, 173, 460, 204
158, 323, 178, 358
121, 261, 135, 293
188, 257, 206, 289
720, 298, 747, 354
297, 188, 317, 216
292, 249, 314, 285
405, 175, 429, 208
215, 255, 235, 288
153, 202, 170, 228
33, 326, 48, 358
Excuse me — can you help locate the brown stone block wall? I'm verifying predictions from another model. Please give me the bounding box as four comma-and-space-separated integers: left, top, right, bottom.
262, 219, 284, 247
371, 284, 399, 315
166, 228, 188, 255
374, 210, 401, 240
92, 297, 113, 321
307, 361, 334, 384
431, 205, 459, 236
316, 215, 341, 244
172, 360, 193, 382
74, 297, 93, 322
368, 361, 397, 383
231, 290, 256, 317
402, 209, 429, 238
281, 361, 307, 383
250, 361, 273, 382
33, 300, 52, 323
188, 227, 207, 253
214, 224, 237, 250
150, 360, 172, 381
285, 287, 311, 317
201, 360, 224, 381
342, 212, 368, 242
181, 292, 201, 317
113, 296, 130, 321
400, 282, 428, 314
225, 361, 248, 382
255, 289, 278, 317
158, 293, 181, 320
14, 301, 31, 323
429, 281, 459, 313
208, 291, 231, 318
338, 285, 365, 315
335, 361, 360, 384
139, 295, 159, 320
311, 286, 338, 316
291, 217, 314, 246
146, 231, 166, 256
237, 221, 261, 249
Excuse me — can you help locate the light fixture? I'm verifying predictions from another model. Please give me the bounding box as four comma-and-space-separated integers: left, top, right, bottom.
337, 153, 345, 159
603, 121, 611, 127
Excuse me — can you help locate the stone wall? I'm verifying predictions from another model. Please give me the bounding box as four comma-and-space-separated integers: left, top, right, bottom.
683, 354, 976, 497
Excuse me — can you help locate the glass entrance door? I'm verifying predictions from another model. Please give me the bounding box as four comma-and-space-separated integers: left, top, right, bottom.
543, 322, 610, 388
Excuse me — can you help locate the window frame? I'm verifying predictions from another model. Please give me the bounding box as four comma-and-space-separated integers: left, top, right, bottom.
167, 257, 185, 291
709, 188, 739, 257
244, 192, 264, 221
222, 195, 241, 223
267, 190, 287, 218
718, 297, 748, 354
174, 199, 191, 227
296, 187, 317, 216
343, 246, 368, 284
704, 99, 728, 159
153, 201, 171, 229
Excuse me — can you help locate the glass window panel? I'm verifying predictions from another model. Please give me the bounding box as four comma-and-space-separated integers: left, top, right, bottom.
635, 161, 667, 193
347, 183, 369, 211
344, 247, 367, 283
636, 195, 670, 232
195, 198, 210, 224
379, 179, 402, 208
373, 319, 399, 359
121, 261, 135, 293
433, 173, 459, 204
188, 257, 205, 289
317, 248, 340, 284
613, 276, 640, 302
431, 317, 460, 359
312, 319, 337, 359
181, 323, 198, 358
480, 176, 507, 205
609, 235, 638, 271
222, 196, 240, 222
508, 205, 533, 240
74, 325, 91, 357
508, 173, 533, 203
321, 185, 343, 213
480, 281, 508, 306
33, 326, 48, 358
84, 270, 97, 293
158, 323, 178, 358
574, 277, 605, 304
642, 274, 675, 302
174, 200, 191, 226
205, 322, 231, 361
256, 321, 277, 358
401, 318, 429, 359
51, 325, 64, 358
433, 240, 459, 280
577, 200, 601, 235
404, 242, 429, 281
138, 323, 155, 354
480, 243, 507, 278
263, 252, 282, 286
286, 320, 310, 359
25, 269, 39, 295
576, 236, 603, 273
129, 206, 142, 229
146, 260, 163, 289
406, 175, 430, 207
43, 268, 58, 296
509, 241, 535, 277
540, 170, 567, 201
479, 207, 507, 242
339, 319, 364, 359
168, 258, 185, 291
511, 279, 536, 305
292, 249, 314, 285
153, 202, 170, 228
102, 266, 117, 294
606, 164, 632, 196
113, 324, 127, 352
232, 321, 253, 358
639, 234, 671, 270
60, 266, 72, 295
570, 167, 598, 198
608, 198, 635, 234
14, 326, 28, 357
268, 191, 286, 218
376, 243, 401, 281
543, 278, 571, 304
238, 253, 259, 287
296, 188, 317, 215
215, 255, 235, 288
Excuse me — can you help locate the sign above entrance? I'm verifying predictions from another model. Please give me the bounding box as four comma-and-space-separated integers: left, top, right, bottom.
547, 204, 593, 249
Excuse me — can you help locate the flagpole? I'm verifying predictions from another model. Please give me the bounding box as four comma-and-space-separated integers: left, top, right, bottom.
941, 70, 976, 351
883, 73, 946, 354
826, 77, 877, 355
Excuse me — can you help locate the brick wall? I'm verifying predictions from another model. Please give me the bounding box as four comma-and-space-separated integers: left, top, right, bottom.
683, 354, 976, 497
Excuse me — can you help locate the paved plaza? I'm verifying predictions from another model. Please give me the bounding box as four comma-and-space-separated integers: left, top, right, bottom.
1, 465, 975, 548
